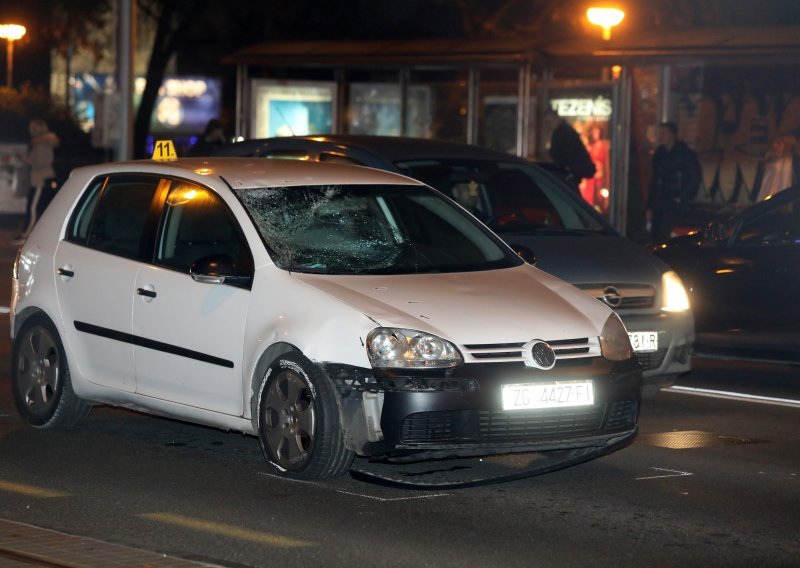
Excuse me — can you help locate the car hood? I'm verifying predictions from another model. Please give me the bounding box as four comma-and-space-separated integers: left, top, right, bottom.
290, 265, 612, 345
502, 233, 668, 286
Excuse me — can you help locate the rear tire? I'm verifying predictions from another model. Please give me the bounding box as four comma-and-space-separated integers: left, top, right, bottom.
12, 314, 91, 429
257, 352, 354, 480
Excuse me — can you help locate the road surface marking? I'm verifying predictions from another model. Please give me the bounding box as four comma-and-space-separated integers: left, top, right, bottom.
664, 386, 800, 408
335, 489, 450, 501
636, 467, 694, 481
140, 512, 315, 548
0, 306, 9, 314
0, 479, 71, 498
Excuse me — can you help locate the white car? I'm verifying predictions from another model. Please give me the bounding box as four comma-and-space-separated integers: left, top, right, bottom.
11, 156, 641, 480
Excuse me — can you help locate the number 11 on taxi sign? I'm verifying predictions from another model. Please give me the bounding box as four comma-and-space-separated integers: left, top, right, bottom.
152, 140, 177, 162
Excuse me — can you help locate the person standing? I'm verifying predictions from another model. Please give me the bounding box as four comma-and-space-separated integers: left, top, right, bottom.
188, 118, 226, 156
542, 109, 596, 190
756, 134, 799, 201
646, 121, 702, 241
19, 118, 60, 240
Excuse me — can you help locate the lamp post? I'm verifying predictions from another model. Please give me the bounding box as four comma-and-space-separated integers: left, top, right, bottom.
587, 7, 625, 40
0, 24, 26, 88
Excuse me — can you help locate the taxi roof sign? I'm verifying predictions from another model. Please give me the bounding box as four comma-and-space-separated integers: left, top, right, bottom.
152, 140, 178, 162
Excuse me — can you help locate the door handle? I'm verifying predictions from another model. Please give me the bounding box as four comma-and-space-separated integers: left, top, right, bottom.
57, 267, 75, 278
136, 288, 157, 298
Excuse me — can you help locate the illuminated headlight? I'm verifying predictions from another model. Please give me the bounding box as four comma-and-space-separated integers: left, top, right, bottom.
367, 328, 463, 369
661, 270, 690, 312
599, 314, 633, 361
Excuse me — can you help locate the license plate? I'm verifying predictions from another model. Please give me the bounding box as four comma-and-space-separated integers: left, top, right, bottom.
628, 331, 658, 353
501, 381, 594, 410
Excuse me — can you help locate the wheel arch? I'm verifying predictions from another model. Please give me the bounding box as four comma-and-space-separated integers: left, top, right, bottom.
13, 306, 55, 339
247, 341, 299, 431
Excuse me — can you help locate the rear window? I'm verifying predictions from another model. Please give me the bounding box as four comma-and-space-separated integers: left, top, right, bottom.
395, 159, 613, 235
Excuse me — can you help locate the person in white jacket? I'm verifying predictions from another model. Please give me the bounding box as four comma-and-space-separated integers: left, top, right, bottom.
19, 118, 60, 240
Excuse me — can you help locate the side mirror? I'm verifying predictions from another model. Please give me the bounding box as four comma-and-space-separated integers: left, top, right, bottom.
511, 244, 537, 265
190, 255, 252, 287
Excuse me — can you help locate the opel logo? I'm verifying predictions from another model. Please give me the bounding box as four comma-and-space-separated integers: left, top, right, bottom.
601, 286, 623, 308
522, 339, 556, 370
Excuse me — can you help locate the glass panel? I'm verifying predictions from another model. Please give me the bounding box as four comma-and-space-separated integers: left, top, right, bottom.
478, 68, 519, 153
395, 159, 612, 235
235, 184, 520, 275
547, 86, 614, 217
157, 182, 253, 277
409, 69, 469, 143
735, 198, 800, 246
84, 175, 160, 259
250, 80, 335, 138
348, 80, 432, 137
319, 152, 363, 166
263, 150, 311, 161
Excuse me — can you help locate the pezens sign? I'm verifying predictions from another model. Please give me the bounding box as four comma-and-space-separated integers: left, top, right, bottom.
550, 97, 612, 118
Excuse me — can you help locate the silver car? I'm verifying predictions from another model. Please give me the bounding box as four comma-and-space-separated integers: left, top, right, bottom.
214, 135, 694, 395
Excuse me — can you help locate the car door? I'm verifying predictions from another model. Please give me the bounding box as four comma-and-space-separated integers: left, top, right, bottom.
707, 196, 800, 334
132, 178, 254, 415
54, 174, 163, 392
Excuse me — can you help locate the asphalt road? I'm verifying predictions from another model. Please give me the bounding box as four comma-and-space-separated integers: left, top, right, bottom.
0, 225, 798, 567
1, 343, 799, 567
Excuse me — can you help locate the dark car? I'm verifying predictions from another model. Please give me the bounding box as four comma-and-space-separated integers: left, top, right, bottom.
215, 135, 695, 394
651, 185, 800, 364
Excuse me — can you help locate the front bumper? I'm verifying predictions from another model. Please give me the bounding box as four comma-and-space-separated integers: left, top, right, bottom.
619, 310, 694, 388
328, 356, 641, 459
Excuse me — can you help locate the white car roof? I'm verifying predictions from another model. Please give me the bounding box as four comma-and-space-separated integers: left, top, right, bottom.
69, 157, 425, 189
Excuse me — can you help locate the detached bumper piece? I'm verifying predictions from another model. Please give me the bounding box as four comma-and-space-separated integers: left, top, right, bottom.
350, 430, 636, 489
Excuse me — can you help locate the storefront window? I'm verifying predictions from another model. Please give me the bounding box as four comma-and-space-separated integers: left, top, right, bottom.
409, 69, 469, 143
250, 80, 335, 138
348, 79, 431, 137
477, 68, 520, 154
547, 87, 614, 216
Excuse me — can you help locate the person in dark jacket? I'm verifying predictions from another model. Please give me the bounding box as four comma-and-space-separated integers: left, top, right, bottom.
188, 118, 226, 156
646, 121, 703, 240
542, 109, 596, 190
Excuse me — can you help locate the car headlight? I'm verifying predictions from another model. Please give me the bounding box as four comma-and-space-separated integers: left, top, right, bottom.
661, 270, 690, 312
367, 328, 463, 369
599, 314, 633, 361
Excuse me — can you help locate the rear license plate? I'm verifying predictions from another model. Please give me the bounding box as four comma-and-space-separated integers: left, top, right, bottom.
501, 381, 594, 410
628, 331, 658, 353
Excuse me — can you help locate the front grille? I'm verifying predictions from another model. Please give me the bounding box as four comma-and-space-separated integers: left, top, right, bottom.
463, 337, 600, 364
400, 402, 638, 444
605, 400, 639, 429
636, 349, 667, 370
577, 284, 656, 310
478, 407, 603, 440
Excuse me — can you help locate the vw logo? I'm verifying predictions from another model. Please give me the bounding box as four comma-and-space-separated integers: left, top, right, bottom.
522, 339, 556, 370
601, 286, 623, 308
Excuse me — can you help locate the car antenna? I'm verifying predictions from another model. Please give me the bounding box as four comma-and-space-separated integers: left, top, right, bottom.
274, 107, 296, 136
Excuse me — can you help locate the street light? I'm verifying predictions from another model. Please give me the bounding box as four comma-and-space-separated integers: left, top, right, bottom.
0, 24, 26, 88
587, 7, 625, 40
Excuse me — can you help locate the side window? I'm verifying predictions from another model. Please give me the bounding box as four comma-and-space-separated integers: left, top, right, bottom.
735, 199, 800, 246
67, 174, 160, 260
319, 152, 364, 166
262, 149, 310, 161
156, 181, 254, 281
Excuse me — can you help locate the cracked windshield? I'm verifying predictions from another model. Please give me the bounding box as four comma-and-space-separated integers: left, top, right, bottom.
236, 184, 520, 275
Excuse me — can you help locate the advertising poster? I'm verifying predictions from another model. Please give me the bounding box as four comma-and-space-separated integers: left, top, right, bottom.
548, 90, 613, 216
251, 81, 335, 138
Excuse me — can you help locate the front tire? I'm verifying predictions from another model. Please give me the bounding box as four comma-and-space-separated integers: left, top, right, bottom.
257, 352, 354, 480
11, 314, 91, 429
